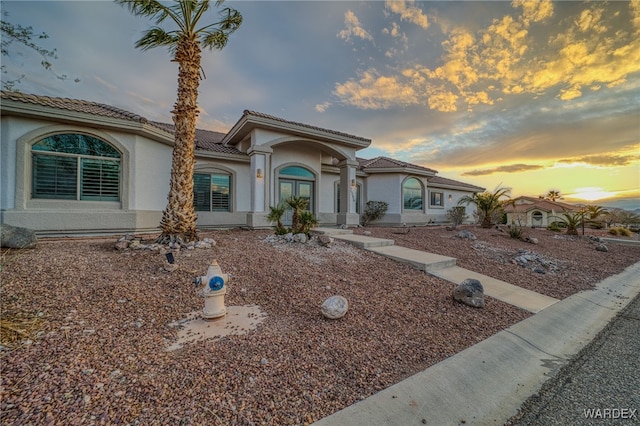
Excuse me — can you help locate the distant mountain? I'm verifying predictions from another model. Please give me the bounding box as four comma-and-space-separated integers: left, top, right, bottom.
563, 197, 640, 212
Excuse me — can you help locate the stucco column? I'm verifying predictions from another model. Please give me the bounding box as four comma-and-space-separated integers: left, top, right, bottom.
247, 145, 272, 228
337, 159, 359, 227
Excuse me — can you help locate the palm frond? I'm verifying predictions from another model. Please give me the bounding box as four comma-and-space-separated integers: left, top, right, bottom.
135, 27, 179, 51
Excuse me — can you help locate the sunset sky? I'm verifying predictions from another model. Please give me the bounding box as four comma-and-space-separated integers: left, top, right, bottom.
2, 0, 639, 209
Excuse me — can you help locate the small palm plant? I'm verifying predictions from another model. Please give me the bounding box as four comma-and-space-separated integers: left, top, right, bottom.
299, 210, 319, 236
553, 210, 585, 236
458, 186, 512, 228
285, 196, 309, 234
267, 203, 287, 235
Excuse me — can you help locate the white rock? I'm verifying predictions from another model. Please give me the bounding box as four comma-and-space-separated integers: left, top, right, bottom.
321, 295, 349, 319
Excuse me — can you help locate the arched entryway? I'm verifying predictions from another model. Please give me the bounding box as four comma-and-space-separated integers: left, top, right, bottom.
278, 165, 315, 226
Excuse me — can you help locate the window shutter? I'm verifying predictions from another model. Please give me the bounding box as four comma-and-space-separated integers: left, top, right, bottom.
32, 154, 77, 199
81, 159, 120, 201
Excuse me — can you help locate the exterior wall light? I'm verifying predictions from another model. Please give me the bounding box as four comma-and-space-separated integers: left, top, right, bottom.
256, 168, 263, 179
351, 179, 356, 188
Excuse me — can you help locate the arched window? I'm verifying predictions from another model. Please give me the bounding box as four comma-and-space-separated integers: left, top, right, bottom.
31, 133, 121, 201
532, 211, 543, 223
194, 170, 232, 212
403, 177, 423, 210
280, 166, 314, 179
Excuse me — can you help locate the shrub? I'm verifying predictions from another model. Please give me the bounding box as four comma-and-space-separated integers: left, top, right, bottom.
446, 206, 467, 229
609, 227, 633, 237
508, 225, 524, 239
547, 222, 562, 232
360, 201, 388, 226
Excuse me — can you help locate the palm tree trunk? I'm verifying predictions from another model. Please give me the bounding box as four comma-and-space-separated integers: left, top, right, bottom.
157, 37, 201, 244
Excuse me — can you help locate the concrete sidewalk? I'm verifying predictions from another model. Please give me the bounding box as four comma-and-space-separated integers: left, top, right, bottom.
314, 261, 640, 426
314, 228, 558, 313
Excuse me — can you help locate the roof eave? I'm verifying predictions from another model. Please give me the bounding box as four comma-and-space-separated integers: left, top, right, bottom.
364, 167, 436, 177
222, 113, 371, 149
1, 99, 174, 145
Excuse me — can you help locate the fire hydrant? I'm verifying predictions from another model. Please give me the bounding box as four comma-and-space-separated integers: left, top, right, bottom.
194, 259, 231, 320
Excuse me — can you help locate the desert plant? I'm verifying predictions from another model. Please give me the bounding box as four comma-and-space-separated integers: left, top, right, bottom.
458, 186, 512, 228
117, 0, 242, 244
267, 203, 287, 235
285, 196, 309, 234
547, 221, 562, 232
446, 206, 467, 229
360, 201, 388, 226
609, 227, 633, 237
299, 210, 319, 235
551, 210, 585, 236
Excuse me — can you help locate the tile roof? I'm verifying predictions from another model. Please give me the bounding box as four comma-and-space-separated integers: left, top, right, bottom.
242, 110, 371, 143
150, 121, 243, 155
504, 196, 581, 213
428, 175, 484, 191
357, 156, 437, 174
1, 90, 150, 124
1, 91, 244, 156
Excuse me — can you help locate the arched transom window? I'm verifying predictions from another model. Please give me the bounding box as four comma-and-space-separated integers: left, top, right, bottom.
31, 133, 121, 201
403, 177, 423, 210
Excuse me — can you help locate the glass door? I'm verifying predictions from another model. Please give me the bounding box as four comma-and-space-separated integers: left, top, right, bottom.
279, 179, 314, 226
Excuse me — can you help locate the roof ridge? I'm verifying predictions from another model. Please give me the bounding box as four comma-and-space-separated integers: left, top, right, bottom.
242, 109, 371, 143
1, 90, 150, 124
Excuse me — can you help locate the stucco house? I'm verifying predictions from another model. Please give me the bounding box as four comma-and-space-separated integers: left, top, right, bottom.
1, 91, 484, 235
504, 196, 581, 228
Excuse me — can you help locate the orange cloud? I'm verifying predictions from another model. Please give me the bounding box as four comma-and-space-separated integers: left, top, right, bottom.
338, 10, 373, 42
333, 2, 640, 112
385, 0, 429, 29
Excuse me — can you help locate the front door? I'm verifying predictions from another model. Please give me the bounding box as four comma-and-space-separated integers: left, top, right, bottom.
279, 179, 314, 226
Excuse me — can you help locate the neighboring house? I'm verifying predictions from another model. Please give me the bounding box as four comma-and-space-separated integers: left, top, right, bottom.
504, 196, 581, 228
0, 91, 484, 235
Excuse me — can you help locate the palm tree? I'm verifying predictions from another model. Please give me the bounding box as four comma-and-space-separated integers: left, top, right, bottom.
585, 204, 607, 220
458, 186, 511, 228
553, 210, 584, 236
285, 196, 310, 234
540, 189, 563, 201
116, 0, 242, 244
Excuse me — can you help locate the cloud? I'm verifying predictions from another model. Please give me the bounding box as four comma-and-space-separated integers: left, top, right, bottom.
557, 153, 640, 167
512, 0, 554, 26
332, 2, 640, 112
385, 0, 429, 29
462, 164, 545, 176
333, 68, 419, 109
338, 10, 373, 42
315, 102, 331, 113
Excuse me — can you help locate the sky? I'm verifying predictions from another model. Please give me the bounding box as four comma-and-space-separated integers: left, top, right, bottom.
2, 0, 639, 210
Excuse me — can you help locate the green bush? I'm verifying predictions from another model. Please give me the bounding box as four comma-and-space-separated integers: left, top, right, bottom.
609, 227, 633, 237
547, 222, 562, 232
508, 225, 524, 239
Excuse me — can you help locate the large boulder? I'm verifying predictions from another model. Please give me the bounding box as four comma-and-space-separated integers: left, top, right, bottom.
452, 278, 485, 308
321, 295, 349, 319
1, 224, 37, 249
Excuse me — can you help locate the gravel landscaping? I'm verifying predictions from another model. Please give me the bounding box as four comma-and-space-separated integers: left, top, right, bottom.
1, 225, 639, 425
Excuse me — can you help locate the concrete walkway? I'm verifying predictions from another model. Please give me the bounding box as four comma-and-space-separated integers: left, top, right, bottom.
313, 228, 558, 313
313, 251, 640, 426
